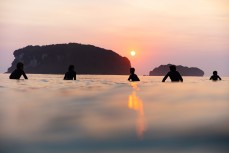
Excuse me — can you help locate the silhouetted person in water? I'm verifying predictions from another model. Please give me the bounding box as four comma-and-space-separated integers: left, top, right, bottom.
162, 65, 183, 82
210, 71, 221, 81
128, 68, 140, 82
64, 65, 76, 80
9, 62, 28, 79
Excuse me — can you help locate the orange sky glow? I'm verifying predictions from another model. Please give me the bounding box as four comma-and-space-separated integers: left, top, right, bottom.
0, 0, 228, 75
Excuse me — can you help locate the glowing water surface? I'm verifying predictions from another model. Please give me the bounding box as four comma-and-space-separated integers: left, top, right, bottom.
0, 74, 228, 153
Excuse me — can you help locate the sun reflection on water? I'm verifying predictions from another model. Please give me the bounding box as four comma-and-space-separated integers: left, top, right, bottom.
128, 83, 146, 139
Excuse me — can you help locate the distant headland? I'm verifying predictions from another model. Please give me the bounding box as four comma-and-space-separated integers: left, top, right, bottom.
149, 64, 204, 76
7, 43, 131, 75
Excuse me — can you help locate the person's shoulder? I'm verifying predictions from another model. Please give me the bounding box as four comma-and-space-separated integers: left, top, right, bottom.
134, 74, 140, 80
167, 71, 171, 75
20, 69, 26, 73
11, 69, 16, 73
69, 71, 76, 73
13, 69, 23, 73
176, 71, 181, 74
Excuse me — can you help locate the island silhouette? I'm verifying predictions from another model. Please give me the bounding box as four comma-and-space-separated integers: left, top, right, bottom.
149, 64, 204, 76
7, 43, 131, 75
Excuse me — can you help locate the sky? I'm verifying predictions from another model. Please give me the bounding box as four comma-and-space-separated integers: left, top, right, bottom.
0, 0, 228, 76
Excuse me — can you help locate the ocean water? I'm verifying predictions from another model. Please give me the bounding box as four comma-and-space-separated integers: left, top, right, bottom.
0, 74, 229, 153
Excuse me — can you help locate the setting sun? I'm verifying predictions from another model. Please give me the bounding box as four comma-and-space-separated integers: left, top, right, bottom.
130, 51, 136, 56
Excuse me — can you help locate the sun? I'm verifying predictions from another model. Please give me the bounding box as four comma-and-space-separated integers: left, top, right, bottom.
130, 51, 136, 56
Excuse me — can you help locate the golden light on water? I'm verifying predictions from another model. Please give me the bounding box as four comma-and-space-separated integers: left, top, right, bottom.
130, 82, 139, 90
128, 83, 146, 139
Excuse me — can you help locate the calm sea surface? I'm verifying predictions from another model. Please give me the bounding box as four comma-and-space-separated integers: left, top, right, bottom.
0, 74, 229, 153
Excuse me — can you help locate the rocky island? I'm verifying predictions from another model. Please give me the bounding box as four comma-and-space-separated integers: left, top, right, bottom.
7, 43, 131, 75
149, 64, 204, 76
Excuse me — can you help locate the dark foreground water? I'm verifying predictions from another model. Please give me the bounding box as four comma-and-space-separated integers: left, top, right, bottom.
0, 74, 229, 153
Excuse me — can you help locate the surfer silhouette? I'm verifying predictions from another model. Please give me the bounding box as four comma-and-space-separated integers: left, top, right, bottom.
210, 71, 221, 81
162, 65, 183, 82
128, 68, 140, 82
64, 65, 76, 80
9, 62, 28, 79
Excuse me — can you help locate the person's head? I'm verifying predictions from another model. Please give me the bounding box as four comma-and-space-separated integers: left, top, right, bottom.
169, 65, 176, 71
213, 71, 218, 75
130, 68, 135, 74
16, 62, 24, 70
68, 65, 75, 71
